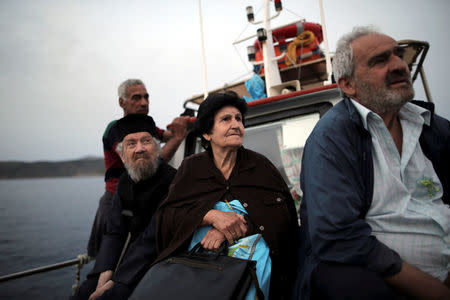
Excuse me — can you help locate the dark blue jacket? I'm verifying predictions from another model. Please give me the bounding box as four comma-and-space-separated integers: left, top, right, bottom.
293, 97, 450, 299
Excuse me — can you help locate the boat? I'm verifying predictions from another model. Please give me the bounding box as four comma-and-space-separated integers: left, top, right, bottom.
171, 0, 432, 208
0, 0, 433, 295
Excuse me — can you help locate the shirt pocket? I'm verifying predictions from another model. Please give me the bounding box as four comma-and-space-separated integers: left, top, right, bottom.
410, 151, 443, 201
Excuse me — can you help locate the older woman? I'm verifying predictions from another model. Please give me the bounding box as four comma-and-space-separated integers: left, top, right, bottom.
155, 93, 299, 299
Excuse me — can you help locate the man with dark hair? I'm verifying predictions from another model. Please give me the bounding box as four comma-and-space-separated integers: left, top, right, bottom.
87, 79, 189, 258
72, 114, 177, 300
294, 26, 450, 300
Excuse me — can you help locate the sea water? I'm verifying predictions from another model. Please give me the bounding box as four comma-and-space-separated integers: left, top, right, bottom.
0, 177, 103, 299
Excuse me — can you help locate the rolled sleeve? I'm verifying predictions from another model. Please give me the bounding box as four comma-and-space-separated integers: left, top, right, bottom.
367, 240, 402, 276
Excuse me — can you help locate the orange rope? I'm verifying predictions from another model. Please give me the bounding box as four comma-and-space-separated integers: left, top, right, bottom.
285, 30, 316, 66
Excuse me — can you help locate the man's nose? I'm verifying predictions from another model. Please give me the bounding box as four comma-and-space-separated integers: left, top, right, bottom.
135, 141, 146, 152
139, 97, 149, 106
390, 54, 409, 73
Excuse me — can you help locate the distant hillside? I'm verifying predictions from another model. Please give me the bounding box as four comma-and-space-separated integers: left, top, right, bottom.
0, 157, 105, 179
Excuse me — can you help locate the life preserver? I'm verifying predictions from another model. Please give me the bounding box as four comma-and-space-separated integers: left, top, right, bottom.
253, 21, 324, 74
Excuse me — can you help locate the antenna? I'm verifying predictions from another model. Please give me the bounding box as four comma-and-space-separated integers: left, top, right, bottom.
247, 0, 283, 97
318, 0, 332, 84
198, 0, 208, 99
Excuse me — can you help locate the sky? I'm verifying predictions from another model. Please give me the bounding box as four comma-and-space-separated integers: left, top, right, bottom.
1, 0, 448, 162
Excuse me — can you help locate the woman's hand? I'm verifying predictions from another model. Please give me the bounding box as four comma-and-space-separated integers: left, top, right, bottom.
203, 210, 247, 244
201, 228, 227, 250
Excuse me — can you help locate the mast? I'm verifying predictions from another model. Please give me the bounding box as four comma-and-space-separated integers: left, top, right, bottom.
198, 0, 208, 99
261, 0, 282, 97
318, 0, 332, 84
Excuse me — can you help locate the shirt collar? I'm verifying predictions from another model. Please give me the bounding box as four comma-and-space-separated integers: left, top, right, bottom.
350, 99, 372, 130
400, 102, 431, 126
349, 99, 431, 129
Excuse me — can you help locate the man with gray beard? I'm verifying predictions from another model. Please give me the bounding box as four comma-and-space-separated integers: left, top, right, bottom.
294, 26, 450, 300
71, 114, 176, 300
87, 79, 189, 259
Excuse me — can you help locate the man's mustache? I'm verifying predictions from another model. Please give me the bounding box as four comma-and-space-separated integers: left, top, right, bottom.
133, 154, 150, 161
385, 69, 412, 86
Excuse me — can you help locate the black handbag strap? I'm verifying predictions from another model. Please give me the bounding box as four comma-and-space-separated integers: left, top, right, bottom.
188, 242, 229, 258
187, 242, 204, 255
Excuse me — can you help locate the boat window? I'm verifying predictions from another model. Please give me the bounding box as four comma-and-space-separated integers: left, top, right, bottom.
243, 113, 320, 209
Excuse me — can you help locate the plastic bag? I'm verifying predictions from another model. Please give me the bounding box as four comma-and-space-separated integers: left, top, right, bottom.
190, 200, 271, 300
244, 74, 266, 102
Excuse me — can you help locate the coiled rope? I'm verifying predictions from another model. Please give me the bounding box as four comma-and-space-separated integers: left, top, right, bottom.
285, 30, 316, 66
72, 254, 92, 295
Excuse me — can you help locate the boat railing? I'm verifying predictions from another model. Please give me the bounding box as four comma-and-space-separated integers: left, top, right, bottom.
0, 253, 93, 295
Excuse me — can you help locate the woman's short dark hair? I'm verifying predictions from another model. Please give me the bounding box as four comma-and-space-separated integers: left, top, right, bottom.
194, 92, 248, 150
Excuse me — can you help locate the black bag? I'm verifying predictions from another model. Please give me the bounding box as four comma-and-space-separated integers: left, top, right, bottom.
130, 242, 264, 300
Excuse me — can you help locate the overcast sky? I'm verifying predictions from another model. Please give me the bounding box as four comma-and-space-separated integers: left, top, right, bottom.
1, 0, 448, 162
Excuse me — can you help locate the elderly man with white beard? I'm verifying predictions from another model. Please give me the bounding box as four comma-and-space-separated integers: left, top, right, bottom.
86, 79, 189, 259
71, 114, 177, 300
294, 26, 450, 300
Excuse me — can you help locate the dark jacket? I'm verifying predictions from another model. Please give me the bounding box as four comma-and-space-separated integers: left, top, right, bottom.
91, 161, 176, 287
294, 98, 450, 299
155, 147, 300, 299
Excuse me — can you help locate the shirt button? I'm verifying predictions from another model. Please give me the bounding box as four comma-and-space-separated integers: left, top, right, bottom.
226, 186, 230, 190
259, 225, 264, 231
276, 197, 282, 202
243, 203, 248, 208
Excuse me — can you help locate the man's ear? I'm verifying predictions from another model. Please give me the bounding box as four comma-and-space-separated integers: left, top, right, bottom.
338, 77, 357, 98
119, 98, 125, 109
